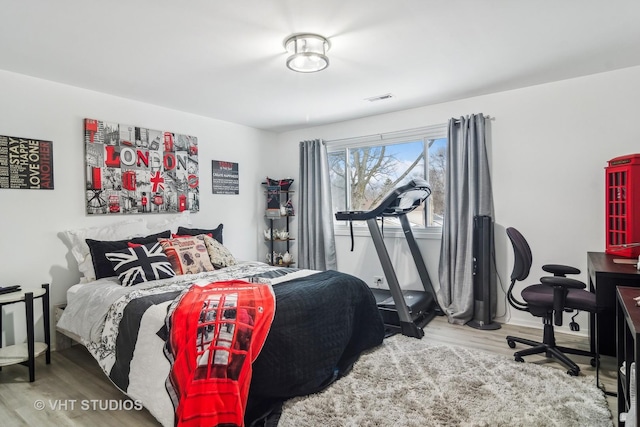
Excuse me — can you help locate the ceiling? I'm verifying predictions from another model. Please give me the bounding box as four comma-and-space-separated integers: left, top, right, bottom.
1, 1, 639, 133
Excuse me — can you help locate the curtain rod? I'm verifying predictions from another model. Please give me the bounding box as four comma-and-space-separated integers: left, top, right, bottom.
452, 114, 493, 123
325, 115, 492, 145
325, 123, 446, 145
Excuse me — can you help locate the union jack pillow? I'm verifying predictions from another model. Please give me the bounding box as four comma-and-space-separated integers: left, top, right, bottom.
106, 242, 176, 287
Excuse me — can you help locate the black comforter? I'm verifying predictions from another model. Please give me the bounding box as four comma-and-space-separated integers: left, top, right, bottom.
247, 270, 385, 424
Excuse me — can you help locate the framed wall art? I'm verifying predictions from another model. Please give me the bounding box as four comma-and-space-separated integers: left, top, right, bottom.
0, 135, 54, 190
84, 118, 199, 215
211, 160, 239, 195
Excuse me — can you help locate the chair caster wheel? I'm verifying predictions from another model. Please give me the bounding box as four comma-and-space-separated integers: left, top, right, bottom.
590, 358, 598, 368
507, 340, 516, 349
567, 369, 579, 376
514, 355, 524, 363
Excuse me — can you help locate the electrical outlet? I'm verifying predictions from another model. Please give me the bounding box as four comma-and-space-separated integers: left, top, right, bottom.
373, 276, 384, 288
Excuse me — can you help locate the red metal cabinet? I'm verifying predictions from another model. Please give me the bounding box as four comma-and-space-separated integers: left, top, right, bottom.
605, 154, 640, 258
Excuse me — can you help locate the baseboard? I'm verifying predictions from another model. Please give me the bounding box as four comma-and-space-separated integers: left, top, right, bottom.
502, 317, 588, 338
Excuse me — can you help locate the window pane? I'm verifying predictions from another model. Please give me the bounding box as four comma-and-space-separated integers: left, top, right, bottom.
349, 141, 425, 210
328, 151, 346, 214
428, 138, 447, 227
328, 128, 447, 230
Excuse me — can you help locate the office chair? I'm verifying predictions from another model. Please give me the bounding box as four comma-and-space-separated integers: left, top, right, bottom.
505, 227, 598, 376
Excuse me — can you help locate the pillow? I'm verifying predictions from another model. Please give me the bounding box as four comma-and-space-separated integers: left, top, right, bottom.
106, 242, 176, 287
158, 235, 215, 275
146, 211, 192, 235
177, 224, 223, 244
62, 218, 147, 282
86, 230, 171, 280
172, 233, 212, 238
203, 235, 237, 268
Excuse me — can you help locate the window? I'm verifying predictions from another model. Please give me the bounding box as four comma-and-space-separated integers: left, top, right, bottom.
327, 124, 447, 229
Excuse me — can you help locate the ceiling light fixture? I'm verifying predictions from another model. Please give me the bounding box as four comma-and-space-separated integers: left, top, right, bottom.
284, 33, 330, 73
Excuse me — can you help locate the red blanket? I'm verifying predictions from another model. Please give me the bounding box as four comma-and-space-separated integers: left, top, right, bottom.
164, 280, 276, 427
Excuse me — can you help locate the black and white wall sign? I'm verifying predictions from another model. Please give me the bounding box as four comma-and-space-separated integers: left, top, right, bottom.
0, 135, 54, 190
211, 160, 239, 195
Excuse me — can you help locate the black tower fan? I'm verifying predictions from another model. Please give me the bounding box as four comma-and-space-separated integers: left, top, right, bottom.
467, 215, 501, 330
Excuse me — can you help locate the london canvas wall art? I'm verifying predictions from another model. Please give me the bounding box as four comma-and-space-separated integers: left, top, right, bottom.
84, 118, 199, 215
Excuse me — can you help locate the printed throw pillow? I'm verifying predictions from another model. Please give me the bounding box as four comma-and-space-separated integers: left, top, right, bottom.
86, 230, 171, 280
158, 235, 215, 275
105, 242, 176, 287
203, 235, 237, 269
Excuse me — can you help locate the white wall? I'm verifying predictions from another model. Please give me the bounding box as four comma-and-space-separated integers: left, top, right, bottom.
276, 65, 640, 334
0, 70, 276, 346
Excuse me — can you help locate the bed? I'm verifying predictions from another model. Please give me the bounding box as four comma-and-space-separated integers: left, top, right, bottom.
57, 220, 385, 427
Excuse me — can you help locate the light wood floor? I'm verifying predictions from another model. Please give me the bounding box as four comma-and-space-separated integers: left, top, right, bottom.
0, 316, 618, 426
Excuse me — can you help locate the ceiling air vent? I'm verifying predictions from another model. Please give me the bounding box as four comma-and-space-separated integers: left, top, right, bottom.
365, 93, 394, 102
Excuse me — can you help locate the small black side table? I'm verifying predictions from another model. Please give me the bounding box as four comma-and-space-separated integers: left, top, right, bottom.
0, 283, 51, 382
617, 286, 640, 426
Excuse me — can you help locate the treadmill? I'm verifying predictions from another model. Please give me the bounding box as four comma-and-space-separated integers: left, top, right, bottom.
335, 179, 442, 338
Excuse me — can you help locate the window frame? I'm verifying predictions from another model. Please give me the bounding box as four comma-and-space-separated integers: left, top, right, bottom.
326, 123, 447, 239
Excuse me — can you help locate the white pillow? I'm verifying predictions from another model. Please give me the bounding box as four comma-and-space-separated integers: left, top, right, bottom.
62, 218, 148, 282
146, 210, 192, 234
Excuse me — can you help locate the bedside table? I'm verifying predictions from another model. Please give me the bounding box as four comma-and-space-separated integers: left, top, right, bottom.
0, 283, 51, 382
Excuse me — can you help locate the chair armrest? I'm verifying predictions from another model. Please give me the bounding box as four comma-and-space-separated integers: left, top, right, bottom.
540, 276, 587, 326
542, 264, 580, 276
540, 276, 586, 289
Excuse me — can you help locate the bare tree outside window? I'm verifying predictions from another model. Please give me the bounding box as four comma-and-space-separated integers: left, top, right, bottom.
329, 136, 447, 228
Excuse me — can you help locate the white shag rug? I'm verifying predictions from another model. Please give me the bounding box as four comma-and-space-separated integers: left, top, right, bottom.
278, 334, 613, 427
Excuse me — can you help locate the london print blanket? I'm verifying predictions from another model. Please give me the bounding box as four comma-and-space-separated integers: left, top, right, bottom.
163, 280, 275, 427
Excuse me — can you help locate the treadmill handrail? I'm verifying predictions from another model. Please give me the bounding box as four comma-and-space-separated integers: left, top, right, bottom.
335, 179, 431, 221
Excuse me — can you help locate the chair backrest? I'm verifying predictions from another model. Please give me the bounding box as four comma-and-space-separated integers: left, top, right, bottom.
506, 227, 532, 282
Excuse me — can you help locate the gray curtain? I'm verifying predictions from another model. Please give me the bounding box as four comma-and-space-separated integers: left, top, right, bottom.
437, 114, 494, 324
298, 139, 337, 270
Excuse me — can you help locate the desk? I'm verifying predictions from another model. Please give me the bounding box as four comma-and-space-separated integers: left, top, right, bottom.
617, 286, 640, 426
588, 252, 640, 357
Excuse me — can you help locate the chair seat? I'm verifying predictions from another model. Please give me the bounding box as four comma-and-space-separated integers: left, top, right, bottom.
522, 284, 597, 312
566, 289, 597, 311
